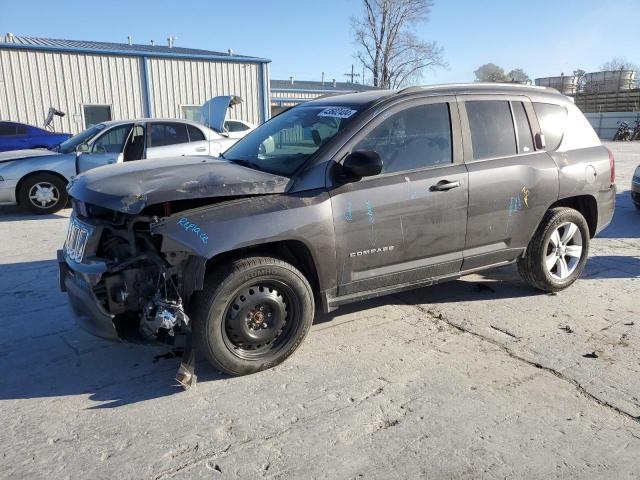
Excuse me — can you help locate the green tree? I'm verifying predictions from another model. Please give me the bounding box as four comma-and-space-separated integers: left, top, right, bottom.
474, 63, 509, 82
507, 68, 530, 84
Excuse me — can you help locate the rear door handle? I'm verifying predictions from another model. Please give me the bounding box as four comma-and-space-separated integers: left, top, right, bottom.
430, 180, 460, 191
195, 147, 207, 152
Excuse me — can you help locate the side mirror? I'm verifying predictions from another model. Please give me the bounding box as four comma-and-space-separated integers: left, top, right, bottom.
340, 150, 382, 182
534, 133, 546, 150
76, 143, 90, 153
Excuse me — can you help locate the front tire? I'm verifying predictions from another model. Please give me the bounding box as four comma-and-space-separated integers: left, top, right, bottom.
192, 256, 314, 376
518, 207, 590, 292
19, 173, 68, 214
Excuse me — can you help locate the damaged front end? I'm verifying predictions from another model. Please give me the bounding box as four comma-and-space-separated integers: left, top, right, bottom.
58, 201, 205, 387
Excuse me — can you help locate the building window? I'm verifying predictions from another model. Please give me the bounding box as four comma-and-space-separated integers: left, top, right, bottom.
83, 105, 112, 129
181, 105, 201, 122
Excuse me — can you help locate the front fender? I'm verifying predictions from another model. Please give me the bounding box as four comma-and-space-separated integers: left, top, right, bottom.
151, 192, 337, 292
0, 153, 76, 183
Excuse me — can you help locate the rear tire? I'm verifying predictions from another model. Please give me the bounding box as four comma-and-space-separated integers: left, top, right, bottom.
18, 173, 68, 214
191, 256, 314, 376
517, 207, 590, 292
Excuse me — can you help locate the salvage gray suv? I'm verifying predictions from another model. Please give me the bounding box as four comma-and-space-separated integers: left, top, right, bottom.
58, 84, 616, 385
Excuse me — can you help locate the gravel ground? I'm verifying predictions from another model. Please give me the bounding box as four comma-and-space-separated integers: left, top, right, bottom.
1, 142, 639, 479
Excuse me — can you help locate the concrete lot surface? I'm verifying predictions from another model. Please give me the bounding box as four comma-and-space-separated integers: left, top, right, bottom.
1, 142, 639, 479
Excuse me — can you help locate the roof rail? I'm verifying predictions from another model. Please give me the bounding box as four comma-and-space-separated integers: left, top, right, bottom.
395, 86, 426, 95
394, 82, 551, 94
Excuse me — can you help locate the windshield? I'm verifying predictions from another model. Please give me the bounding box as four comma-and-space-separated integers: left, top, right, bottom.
55, 124, 107, 153
223, 105, 361, 176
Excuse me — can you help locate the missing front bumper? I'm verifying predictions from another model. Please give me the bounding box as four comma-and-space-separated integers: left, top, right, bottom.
58, 251, 120, 342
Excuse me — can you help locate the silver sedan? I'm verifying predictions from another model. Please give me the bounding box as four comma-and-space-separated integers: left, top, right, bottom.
0, 118, 239, 214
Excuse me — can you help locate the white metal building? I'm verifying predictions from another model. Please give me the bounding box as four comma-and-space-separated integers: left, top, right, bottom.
0, 34, 270, 133
270, 78, 378, 115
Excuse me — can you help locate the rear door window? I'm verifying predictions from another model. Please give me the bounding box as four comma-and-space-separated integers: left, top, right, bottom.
533, 102, 567, 151
187, 125, 206, 142
225, 121, 250, 132
353, 102, 453, 174
148, 122, 190, 147
511, 101, 534, 153
466, 101, 516, 160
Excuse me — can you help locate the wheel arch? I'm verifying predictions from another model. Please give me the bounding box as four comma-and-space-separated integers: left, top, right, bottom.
204, 239, 322, 307
549, 194, 598, 238
15, 170, 69, 205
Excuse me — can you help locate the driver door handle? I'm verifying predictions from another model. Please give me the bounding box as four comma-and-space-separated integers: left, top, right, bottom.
430, 180, 460, 191
195, 147, 207, 152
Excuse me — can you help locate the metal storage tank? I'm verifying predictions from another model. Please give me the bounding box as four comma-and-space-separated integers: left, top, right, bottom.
583, 70, 637, 93
534, 76, 579, 95
0, 34, 270, 134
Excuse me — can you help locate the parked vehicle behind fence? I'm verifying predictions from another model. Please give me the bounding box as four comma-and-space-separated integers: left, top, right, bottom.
58, 83, 616, 387
0, 120, 71, 152
0, 96, 248, 214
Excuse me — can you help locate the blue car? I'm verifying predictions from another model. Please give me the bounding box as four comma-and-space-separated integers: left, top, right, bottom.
0, 121, 71, 152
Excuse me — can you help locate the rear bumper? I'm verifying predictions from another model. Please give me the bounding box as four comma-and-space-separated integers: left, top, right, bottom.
58, 249, 120, 342
595, 185, 616, 235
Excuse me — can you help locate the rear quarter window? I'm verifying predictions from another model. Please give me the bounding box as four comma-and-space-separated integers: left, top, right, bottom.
533, 102, 567, 151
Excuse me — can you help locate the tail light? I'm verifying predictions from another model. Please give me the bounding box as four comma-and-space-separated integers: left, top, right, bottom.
607, 147, 615, 185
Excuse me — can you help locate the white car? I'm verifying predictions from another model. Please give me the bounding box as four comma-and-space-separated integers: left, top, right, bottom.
0, 96, 248, 213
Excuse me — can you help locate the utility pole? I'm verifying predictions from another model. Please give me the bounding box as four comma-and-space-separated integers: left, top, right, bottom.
344, 64, 361, 84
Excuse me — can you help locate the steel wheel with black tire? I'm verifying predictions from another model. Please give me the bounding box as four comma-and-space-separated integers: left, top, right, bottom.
19, 173, 68, 214
518, 207, 590, 292
191, 256, 315, 376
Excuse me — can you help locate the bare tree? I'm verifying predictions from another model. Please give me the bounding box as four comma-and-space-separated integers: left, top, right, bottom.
600, 57, 638, 72
473, 63, 508, 82
351, 0, 446, 89
573, 69, 586, 91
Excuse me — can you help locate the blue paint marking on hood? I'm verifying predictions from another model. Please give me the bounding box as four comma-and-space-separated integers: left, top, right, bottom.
67, 155, 291, 214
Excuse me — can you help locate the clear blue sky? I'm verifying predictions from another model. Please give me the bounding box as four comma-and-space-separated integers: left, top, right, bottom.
2, 0, 639, 84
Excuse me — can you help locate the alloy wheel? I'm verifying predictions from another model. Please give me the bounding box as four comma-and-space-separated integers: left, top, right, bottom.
544, 221, 583, 280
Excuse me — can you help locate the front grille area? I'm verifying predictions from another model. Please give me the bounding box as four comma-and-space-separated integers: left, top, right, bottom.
65, 216, 93, 262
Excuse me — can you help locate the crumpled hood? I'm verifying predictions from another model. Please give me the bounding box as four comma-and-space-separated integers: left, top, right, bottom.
0, 148, 59, 164
67, 156, 290, 214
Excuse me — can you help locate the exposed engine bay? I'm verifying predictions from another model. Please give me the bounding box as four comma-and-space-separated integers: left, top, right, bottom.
62, 201, 207, 387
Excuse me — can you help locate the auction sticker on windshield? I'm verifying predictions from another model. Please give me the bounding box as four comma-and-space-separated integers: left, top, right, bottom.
318, 107, 357, 119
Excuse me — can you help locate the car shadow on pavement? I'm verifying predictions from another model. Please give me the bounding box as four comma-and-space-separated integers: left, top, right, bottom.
0, 205, 70, 221
597, 191, 639, 239
584, 255, 640, 279
0, 258, 231, 408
